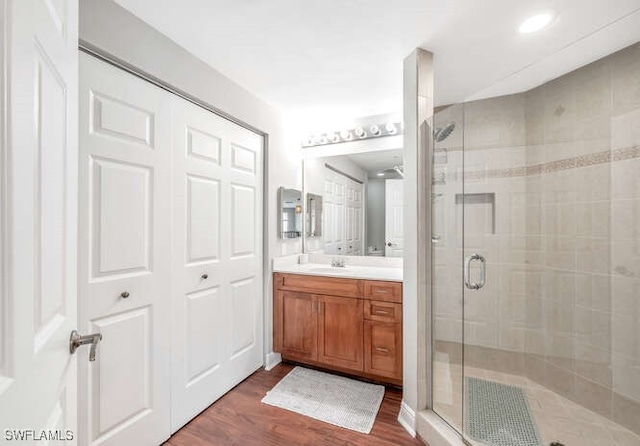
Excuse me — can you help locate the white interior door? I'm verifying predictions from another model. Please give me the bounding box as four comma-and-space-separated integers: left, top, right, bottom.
385, 179, 404, 257
323, 169, 344, 255
0, 0, 79, 440
170, 96, 264, 432
78, 54, 172, 446
346, 179, 364, 255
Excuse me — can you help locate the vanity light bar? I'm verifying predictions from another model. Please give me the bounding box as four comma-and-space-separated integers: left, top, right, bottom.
302, 121, 403, 148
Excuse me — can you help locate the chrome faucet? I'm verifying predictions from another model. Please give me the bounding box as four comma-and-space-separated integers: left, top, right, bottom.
331, 258, 346, 268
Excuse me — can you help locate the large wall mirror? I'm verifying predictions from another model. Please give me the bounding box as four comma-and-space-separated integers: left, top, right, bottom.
303, 148, 404, 257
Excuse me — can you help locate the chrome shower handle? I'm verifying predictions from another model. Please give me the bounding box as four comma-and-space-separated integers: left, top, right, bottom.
464, 254, 486, 290
476, 254, 486, 290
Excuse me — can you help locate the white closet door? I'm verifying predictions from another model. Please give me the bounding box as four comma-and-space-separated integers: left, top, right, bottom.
170, 97, 263, 432
78, 54, 172, 446
0, 0, 79, 439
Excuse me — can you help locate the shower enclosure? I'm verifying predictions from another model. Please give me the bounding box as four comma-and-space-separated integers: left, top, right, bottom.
430, 42, 640, 446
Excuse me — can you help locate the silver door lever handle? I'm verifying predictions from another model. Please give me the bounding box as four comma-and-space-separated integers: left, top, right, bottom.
70, 330, 103, 362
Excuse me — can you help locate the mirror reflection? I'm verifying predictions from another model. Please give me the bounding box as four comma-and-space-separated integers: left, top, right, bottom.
278, 187, 303, 239
306, 193, 323, 238
303, 149, 404, 257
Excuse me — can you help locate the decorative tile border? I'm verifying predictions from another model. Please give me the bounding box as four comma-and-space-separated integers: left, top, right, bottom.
462, 146, 639, 180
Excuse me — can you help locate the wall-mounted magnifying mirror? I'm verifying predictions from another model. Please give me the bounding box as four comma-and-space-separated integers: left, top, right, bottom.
303, 148, 404, 257
278, 187, 303, 239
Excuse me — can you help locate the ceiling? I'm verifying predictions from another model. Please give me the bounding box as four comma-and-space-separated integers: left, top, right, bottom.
113, 0, 640, 129
346, 149, 403, 178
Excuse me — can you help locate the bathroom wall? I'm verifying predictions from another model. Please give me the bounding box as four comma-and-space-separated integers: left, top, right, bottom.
433, 41, 640, 434
79, 0, 303, 366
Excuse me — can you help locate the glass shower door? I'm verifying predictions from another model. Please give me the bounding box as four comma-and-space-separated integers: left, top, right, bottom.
459, 95, 536, 446
431, 104, 465, 434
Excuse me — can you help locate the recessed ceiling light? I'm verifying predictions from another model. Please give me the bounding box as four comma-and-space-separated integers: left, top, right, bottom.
519, 12, 554, 34
377, 172, 385, 177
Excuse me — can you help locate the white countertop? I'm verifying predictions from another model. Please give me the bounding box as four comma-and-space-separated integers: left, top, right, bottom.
273, 261, 403, 282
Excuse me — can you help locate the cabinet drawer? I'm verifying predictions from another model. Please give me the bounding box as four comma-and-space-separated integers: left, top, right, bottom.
364, 281, 402, 303
364, 300, 401, 323
364, 321, 402, 381
276, 273, 363, 298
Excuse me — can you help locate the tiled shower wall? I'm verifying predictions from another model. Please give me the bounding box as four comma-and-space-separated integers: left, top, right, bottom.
523, 42, 640, 433
433, 42, 640, 433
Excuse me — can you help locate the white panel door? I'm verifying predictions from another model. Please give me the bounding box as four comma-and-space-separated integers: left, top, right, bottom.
345, 179, 364, 255
385, 179, 405, 257
170, 97, 263, 432
0, 0, 79, 440
323, 169, 346, 255
78, 54, 172, 446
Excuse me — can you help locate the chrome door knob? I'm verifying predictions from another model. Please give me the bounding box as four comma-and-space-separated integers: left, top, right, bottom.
69, 330, 103, 362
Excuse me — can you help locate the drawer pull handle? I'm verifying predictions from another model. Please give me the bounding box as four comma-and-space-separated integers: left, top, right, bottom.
375, 289, 390, 293
375, 347, 390, 353
374, 310, 390, 315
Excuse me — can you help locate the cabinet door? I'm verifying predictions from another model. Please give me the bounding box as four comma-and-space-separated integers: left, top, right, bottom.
317, 295, 364, 372
278, 291, 318, 361
364, 321, 402, 381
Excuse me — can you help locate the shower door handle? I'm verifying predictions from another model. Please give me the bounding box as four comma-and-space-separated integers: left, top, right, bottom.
464, 254, 486, 290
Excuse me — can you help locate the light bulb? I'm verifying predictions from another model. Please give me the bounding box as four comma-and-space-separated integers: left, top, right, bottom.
519, 12, 554, 34
354, 127, 366, 138
340, 130, 353, 141
369, 125, 381, 136
385, 122, 397, 134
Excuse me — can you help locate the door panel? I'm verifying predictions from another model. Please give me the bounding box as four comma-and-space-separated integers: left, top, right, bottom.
91, 159, 152, 277
170, 98, 263, 432
279, 291, 317, 360
0, 0, 78, 440
79, 53, 172, 446
385, 179, 404, 257
185, 287, 221, 384
317, 295, 364, 371
91, 308, 151, 437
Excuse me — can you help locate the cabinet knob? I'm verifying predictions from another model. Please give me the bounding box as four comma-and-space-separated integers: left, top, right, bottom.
120, 291, 130, 299
201, 273, 209, 280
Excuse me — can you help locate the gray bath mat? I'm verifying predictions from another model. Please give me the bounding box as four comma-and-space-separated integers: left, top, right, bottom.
466, 377, 542, 446
261, 366, 384, 434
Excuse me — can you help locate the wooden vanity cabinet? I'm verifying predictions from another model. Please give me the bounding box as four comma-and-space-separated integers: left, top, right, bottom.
317, 295, 364, 371
277, 290, 318, 362
274, 273, 402, 385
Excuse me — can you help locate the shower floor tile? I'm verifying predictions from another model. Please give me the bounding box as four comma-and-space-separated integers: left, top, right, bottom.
432, 361, 640, 446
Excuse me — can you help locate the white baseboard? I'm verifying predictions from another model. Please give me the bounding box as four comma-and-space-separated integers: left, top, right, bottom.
397, 400, 417, 438
264, 352, 282, 371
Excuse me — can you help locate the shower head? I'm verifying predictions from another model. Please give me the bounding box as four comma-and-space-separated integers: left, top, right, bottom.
377, 157, 404, 179
434, 123, 456, 142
